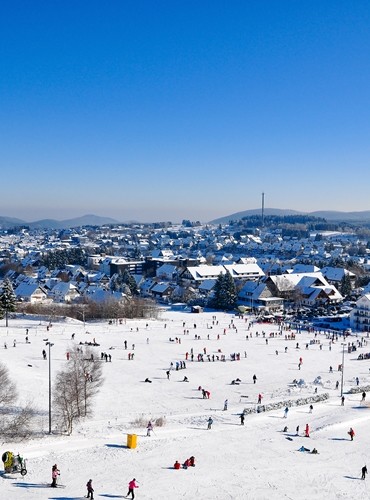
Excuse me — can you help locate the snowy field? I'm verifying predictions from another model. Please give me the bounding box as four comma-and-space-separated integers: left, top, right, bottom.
1, 309, 370, 500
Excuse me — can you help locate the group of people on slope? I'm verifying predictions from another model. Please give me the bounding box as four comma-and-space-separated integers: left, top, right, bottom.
174, 456, 195, 470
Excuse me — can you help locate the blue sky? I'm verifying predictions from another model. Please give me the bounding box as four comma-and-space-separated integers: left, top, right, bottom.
1, 1, 370, 222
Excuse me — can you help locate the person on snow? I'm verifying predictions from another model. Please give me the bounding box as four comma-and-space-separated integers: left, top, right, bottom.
183, 458, 190, 469
207, 417, 213, 430
174, 460, 181, 470
223, 399, 228, 411
258, 393, 262, 404
341, 396, 345, 406
348, 427, 355, 441
240, 413, 245, 425
126, 478, 139, 499
189, 456, 195, 467
283, 407, 289, 418
362, 391, 366, 402
305, 424, 310, 438
51, 464, 60, 487
362, 465, 368, 480
146, 421, 153, 436
253, 374, 257, 384
86, 479, 94, 499
309, 404, 313, 413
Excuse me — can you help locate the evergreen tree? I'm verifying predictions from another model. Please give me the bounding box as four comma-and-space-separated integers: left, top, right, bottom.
340, 274, 352, 297
0, 279, 16, 327
110, 270, 138, 296
212, 271, 237, 310
121, 269, 139, 296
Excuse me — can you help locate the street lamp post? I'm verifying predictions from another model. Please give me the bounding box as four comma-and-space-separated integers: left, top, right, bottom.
45, 341, 54, 434
340, 342, 347, 398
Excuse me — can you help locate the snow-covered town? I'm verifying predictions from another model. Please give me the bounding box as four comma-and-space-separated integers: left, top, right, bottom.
1, 218, 370, 332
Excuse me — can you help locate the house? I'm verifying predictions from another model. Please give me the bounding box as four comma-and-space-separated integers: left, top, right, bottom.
265, 272, 343, 306
350, 294, 370, 332
49, 282, 80, 303
223, 263, 265, 281
181, 265, 226, 283
320, 266, 356, 287
156, 263, 178, 281
14, 282, 48, 303
150, 282, 174, 301
238, 281, 283, 310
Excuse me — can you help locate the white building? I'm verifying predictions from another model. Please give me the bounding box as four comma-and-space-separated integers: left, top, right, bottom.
350, 294, 370, 333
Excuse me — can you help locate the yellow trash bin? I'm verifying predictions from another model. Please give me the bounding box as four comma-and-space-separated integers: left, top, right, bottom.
127, 434, 137, 449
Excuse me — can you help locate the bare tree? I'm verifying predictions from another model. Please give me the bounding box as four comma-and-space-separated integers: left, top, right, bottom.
0, 363, 18, 406
0, 362, 35, 440
53, 347, 103, 434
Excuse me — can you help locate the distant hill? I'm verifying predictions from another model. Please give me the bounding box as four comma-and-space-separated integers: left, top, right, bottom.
0, 214, 120, 229
309, 210, 370, 221
210, 208, 304, 224
0, 215, 28, 229
210, 208, 370, 224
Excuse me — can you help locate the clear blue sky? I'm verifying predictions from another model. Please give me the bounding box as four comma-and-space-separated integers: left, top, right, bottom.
1, 1, 370, 222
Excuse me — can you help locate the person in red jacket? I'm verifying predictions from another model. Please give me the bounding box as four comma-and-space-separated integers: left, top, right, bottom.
348, 427, 355, 441
305, 424, 310, 438
174, 461, 181, 470
126, 478, 139, 499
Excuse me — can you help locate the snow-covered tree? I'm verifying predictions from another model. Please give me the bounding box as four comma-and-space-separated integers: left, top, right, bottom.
0, 278, 16, 327
212, 271, 237, 310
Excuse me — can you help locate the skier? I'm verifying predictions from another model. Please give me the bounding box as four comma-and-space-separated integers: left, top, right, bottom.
51, 464, 60, 487
42, 349, 47, 360
86, 479, 94, 499
223, 399, 228, 411
341, 396, 345, 406
348, 427, 355, 441
253, 374, 257, 384
309, 404, 313, 413
362, 391, 366, 402
257, 393, 262, 404
174, 460, 181, 470
284, 407, 289, 418
126, 478, 139, 499
362, 465, 368, 480
240, 413, 245, 425
207, 417, 213, 430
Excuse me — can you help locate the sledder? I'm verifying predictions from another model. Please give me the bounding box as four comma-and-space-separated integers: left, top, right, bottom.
2, 451, 27, 475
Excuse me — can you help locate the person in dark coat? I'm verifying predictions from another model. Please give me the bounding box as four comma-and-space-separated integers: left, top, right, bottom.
86, 479, 94, 499
362, 465, 368, 480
